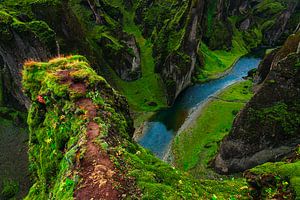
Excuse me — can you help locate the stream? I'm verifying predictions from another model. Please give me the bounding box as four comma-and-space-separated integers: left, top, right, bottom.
137, 57, 261, 159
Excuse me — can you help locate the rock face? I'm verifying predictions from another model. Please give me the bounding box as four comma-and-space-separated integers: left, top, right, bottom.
264, 1, 299, 46
0, 11, 55, 109
156, 0, 207, 103
135, 0, 208, 103
213, 32, 300, 174
206, 0, 300, 50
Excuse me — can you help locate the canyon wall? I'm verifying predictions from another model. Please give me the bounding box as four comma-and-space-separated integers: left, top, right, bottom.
213, 31, 300, 174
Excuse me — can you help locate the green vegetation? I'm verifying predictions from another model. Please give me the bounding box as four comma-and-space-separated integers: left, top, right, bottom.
249, 101, 300, 136
0, 73, 3, 107
0, 9, 55, 47
173, 80, 254, 176
23, 56, 91, 199
247, 160, 300, 198
107, 0, 167, 111
0, 107, 27, 124
124, 143, 250, 199
197, 19, 248, 82
254, 0, 285, 16
69, 0, 167, 111
295, 60, 300, 69
1, 179, 19, 199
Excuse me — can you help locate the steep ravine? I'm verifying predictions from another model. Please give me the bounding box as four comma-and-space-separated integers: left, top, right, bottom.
138, 56, 261, 159
0, 0, 299, 199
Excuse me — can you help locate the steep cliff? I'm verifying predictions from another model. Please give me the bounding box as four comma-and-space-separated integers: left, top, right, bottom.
135, 0, 207, 103
205, 0, 300, 50
0, 10, 55, 109
213, 32, 300, 174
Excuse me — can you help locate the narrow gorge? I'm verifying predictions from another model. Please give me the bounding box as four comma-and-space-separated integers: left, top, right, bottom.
0, 0, 299, 199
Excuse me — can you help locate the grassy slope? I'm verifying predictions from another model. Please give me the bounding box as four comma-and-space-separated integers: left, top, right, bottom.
198, 20, 249, 82
106, 0, 167, 112
172, 80, 254, 177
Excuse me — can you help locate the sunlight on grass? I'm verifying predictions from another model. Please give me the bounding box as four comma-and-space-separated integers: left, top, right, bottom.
106, 1, 167, 112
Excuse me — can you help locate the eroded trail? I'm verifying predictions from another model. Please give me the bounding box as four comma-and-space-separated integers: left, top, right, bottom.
57, 69, 126, 200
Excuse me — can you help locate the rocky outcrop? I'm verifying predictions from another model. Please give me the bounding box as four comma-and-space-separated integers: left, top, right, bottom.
164, 0, 206, 102
0, 11, 55, 109
0, 0, 143, 109
213, 32, 300, 174
98, 35, 142, 81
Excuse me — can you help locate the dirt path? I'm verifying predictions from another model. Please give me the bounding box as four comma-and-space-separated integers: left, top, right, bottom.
56, 69, 126, 200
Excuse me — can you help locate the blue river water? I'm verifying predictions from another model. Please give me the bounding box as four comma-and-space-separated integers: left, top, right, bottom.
137, 57, 261, 158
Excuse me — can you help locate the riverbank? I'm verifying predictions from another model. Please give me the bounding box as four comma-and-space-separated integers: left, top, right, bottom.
137, 57, 260, 159
172, 80, 254, 178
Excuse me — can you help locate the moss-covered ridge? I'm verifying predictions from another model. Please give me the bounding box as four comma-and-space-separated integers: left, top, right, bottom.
23, 55, 135, 199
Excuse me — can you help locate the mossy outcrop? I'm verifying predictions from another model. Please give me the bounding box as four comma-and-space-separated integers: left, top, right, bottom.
213, 32, 300, 174
244, 156, 300, 199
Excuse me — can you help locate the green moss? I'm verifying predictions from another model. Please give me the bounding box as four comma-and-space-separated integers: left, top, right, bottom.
206, 0, 218, 36
67, 0, 167, 112
248, 160, 300, 198
101, 1, 168, 111
172, 80, 254, 176
23, 55, 118, 199
1, 179, 19, 199
242, 28, 263, 49
0, 73, 3, 107
27, 21, 56, 46
254, 0, 285, 15
249, 101, 300, 136
0, 10, 14, 40
197, 39, 247, 82
295, 60, 300, 69
261, 20, 276, 32
0, 9, 56, 48
0, 107, 27, 124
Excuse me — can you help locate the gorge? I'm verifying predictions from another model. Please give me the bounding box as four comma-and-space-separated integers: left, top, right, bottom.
0, 0, 299, 199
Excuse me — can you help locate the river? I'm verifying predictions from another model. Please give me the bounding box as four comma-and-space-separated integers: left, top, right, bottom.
137, 57, 261, 159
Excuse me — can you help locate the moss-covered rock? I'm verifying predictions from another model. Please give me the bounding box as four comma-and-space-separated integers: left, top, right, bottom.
245, 158, 300, 199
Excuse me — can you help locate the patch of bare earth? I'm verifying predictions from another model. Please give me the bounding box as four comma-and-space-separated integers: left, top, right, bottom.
57, 69, 128, 199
